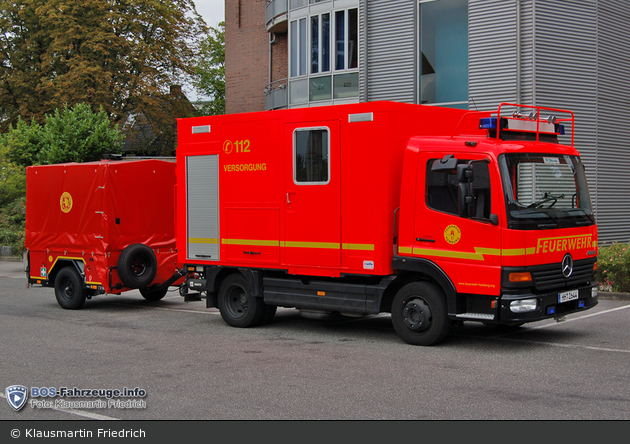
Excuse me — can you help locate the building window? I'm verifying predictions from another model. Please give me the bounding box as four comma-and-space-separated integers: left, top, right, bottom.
294, 128, 330, 184
289, 3, 359, 106
419, 0, 468, 108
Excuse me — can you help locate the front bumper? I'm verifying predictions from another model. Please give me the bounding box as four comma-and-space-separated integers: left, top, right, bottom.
498, 282, 599, 324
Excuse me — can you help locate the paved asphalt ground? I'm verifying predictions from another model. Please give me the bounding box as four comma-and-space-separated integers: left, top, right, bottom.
1, 258, 630, 423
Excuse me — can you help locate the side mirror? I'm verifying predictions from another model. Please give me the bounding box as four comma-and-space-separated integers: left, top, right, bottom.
458, 182, 474, 218
489, 214, 499, 226
457, 163, 474, 182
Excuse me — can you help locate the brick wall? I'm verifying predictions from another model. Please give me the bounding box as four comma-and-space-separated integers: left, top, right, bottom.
225, 0, 289, 114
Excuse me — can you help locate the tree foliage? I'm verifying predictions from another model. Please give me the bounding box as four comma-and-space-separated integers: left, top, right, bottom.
0, 0, 206, 130
194, 21, 225, 116
1, 103, 122, 166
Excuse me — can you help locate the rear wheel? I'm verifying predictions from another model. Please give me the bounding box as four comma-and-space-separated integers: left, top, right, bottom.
54, 266, 87, 310
391, 282, 451, 346
217, 273, 266, 328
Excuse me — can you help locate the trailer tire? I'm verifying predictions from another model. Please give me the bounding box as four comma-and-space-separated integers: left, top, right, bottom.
391, 281, 451, 346
140, 286, 168, 301
217, 273, 266, 328
117, 244, 157, 289
54, 266, 87, 310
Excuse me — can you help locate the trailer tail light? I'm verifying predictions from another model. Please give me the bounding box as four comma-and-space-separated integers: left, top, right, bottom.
508, 272, 532, 283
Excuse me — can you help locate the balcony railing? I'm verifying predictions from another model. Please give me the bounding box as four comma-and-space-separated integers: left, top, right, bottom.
264, 79, 288, 110
266, 0, 288, 33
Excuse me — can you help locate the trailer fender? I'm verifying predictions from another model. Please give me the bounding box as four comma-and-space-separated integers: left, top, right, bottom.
391, 256, 457, 315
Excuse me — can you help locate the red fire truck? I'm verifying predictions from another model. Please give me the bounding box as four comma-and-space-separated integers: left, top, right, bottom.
25, 159, 183, 309
176, 101, 598, 345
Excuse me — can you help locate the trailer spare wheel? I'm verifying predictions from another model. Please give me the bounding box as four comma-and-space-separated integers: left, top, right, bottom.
118, 244, 157, 289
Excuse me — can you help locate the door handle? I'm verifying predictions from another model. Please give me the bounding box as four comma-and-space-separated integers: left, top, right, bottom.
287, 193, 291, 204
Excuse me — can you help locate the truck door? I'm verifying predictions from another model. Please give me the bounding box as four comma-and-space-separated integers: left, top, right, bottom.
415, 153, 502, 295
284, 121, 341, 269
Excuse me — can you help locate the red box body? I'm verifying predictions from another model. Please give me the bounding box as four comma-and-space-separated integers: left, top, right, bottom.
25, 160, 179, 293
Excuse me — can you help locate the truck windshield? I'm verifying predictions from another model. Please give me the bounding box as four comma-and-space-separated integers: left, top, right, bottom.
498, 153, 595, 230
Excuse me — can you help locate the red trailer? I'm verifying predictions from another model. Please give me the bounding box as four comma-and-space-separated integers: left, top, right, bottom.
176, 101, 599, 345
25, 159, 182, 309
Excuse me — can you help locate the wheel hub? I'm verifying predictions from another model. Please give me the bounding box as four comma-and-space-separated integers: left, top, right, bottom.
402, 298, 431, 332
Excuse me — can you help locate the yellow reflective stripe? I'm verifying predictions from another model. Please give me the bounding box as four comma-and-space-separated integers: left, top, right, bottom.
189, 238, 219, 244
219, 239, 375, 251
342, 243, 375, 251
405, 246, 537, 261
222, 239, 280, 247
283, 241, 340, 249
502, 247, 536, 256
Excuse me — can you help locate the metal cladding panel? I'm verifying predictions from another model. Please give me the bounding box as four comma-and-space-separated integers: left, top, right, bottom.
365, 0, 416, 103
186, 155, 220, 261
468, 0, 518, 111
594, 0, 630, 243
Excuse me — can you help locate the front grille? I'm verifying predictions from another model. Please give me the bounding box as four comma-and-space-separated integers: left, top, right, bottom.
531, 258, 595, 292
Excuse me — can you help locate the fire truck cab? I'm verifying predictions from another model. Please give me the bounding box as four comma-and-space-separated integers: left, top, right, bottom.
176, 101, 598, 345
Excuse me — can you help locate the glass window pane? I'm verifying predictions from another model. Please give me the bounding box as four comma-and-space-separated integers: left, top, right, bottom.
333, 73, 358, 99
322, 13, 331, 72
299, 18, 307, 76
311, 16, 319, 74
419, 0, 468, 104
309, 76, 332, 101
289, 79, 308, 104
335, 10, 345, 70
294, 129, 329, 184
348, 9, 358, 69
290, 20, 298, 77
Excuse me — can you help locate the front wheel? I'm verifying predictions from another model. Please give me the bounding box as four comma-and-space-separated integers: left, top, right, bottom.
391, 282, 451, 346
54, 266, 87, 310
217, 273, 266, 328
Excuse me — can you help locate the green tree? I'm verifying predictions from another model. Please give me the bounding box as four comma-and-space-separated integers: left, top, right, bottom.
193, 21, 225, 116
39, 103, 123, 164
0, 103, 122, 166
0, 0, 206, 130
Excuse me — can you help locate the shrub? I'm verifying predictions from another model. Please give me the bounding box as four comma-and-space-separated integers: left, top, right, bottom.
0, 197, 26, 255
596, 242, 630, 293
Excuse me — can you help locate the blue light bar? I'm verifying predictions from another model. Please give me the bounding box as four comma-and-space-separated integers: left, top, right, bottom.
479, 117, 497, 130
555, 124, 565, 135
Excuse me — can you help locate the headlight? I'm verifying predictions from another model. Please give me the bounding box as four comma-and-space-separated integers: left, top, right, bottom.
510, 298, 538, 313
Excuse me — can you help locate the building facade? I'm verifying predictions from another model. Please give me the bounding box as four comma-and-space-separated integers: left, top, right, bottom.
225, 0, 630, 243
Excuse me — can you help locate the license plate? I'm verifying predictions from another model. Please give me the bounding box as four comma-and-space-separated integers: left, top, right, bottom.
559, 289, 579, 303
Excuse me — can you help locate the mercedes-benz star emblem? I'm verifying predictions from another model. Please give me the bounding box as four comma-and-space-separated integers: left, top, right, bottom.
562, 253, 574, 278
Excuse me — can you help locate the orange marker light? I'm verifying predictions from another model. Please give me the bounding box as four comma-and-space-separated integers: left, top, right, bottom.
509, 272, 533, 283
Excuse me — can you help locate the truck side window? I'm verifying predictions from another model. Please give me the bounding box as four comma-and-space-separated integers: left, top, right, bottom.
426, 159, 492, 220
294, 128, 330, 184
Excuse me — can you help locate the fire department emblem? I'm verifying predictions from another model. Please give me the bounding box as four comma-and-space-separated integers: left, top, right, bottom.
5, 385, 28, 411
444, 224, 461, 245
60, 192, 73, 213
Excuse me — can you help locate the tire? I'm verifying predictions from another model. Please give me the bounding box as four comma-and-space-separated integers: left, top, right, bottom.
391, 281, 451, 346
54, 266, 87, 310
140, 286, 168, 301
217, 273, 266, 328
117, 244, 157, 289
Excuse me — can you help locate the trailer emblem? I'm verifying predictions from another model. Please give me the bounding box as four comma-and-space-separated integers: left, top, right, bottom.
60, 192, 73, 213
5, 385, 28, 411
562, 253, 574, 278
444, 225, 461, 245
